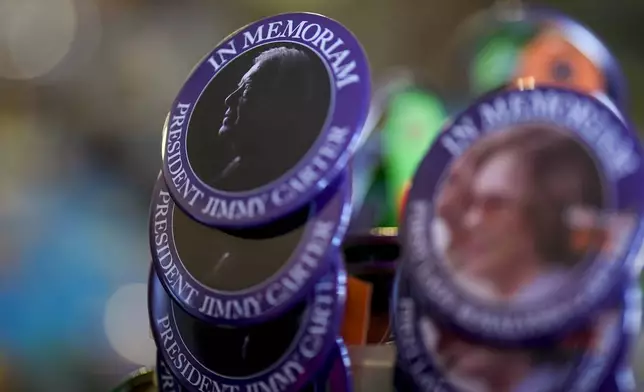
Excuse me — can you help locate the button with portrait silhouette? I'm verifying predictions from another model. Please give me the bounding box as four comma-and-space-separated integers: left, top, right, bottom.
149, 263, 345, 392
402, 86, 644, 344
149, 172, 350, 326
161, 12, 370, 228
393, 265, 641, 392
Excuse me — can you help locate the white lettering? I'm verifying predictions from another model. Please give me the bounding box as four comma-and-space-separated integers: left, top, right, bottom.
239, 20, 360, 89
198, 295, 262, 319
154, 190, 199, 304
156, 314, 240, 392
201, 195, 268, 220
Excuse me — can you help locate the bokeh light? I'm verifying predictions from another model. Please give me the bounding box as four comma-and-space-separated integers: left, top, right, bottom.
0, 0, 77, 80
104, 283, 156, 367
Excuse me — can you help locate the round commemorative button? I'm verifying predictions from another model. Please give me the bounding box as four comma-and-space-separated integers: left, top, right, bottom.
157, 354, 186, 392
149, 171, 350, 326
149, 259, 346, 392
402, 86, 644, 344
162, 12, 370, 228
514, 7, 627, 109
454, 6, 627, 109
393, 267, 641, 392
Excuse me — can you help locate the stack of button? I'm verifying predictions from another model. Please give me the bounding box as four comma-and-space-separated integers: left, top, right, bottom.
394, 85, 644, 391
146, 12, 370, 392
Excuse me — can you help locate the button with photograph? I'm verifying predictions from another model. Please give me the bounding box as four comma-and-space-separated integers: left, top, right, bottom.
393, 266, 642, 392
402, 86, 644, 344
149, 171, 350, 326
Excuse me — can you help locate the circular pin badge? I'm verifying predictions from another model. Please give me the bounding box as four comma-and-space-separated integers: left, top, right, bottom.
402, 86, 644, 344
157, 354, 186, 392
149, 171, 350, 326
149, 259, 346, 392
111, 367, 156, 392
393, 267, 641, 392
514, 8, 627, 108
452, 6, 626, 108
162, 12, 370, 228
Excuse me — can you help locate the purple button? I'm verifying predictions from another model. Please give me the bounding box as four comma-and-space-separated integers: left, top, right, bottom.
162, 12, 370, 228
149, 259, 346, 392
402, 86, 644, 344
393, 266, 642, 392
149, 172, 350, 326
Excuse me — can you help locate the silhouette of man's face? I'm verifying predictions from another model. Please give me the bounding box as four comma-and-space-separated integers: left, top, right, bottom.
219, 61, 264, 136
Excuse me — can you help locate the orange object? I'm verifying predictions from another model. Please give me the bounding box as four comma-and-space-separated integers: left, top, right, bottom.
341, 276, 373, 346
397, 181, 412, 222
515, 27, 605, 95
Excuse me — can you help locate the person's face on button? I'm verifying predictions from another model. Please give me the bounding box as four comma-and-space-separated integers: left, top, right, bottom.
219, 61, 263, 136
463, 151, 535, 279
437, 156, 476, 246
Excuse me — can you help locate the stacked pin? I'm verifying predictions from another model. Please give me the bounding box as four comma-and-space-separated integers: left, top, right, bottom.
393, 84, 644, 392
146, 12, 371, 392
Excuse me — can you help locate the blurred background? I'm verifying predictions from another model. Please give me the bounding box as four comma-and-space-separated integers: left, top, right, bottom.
0, 0, 643, 390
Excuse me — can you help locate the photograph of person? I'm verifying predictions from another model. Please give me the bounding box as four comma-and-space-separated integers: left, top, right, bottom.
431, 124, 607, 303
418, 311, 619, 392
187, 44, 330, 192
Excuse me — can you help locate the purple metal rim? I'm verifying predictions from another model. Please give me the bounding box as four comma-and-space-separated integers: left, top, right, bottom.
156, 353, 187, 392
402, 86, 644, 344
315, 339, 353, 392
148, 260, 347, 392
393, 267, 641, 392
149, 171, 351, 326
526, 6, 628, 110
598, 367, 637, 392
456, 6, 627, 110
162, 12, 370, 229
